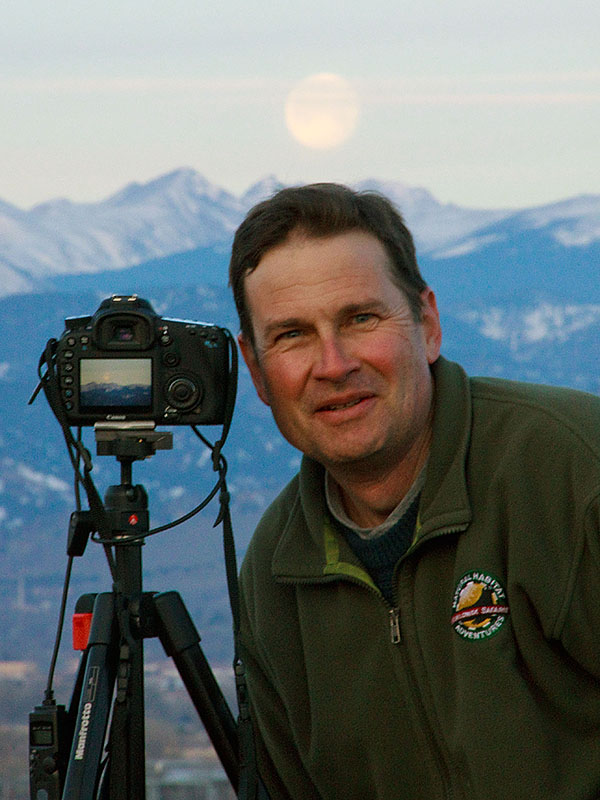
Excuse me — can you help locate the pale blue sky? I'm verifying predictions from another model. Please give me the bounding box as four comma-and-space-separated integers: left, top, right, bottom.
2, 0, 599, 209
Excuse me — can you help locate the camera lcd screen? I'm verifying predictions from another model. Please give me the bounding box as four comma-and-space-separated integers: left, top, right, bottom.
80, 358, 152, 409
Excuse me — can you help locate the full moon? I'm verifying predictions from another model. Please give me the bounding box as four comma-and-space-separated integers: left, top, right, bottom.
285, 73, 360, 149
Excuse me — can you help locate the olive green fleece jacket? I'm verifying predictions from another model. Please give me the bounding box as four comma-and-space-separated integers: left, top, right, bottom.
239, 357, 600, 800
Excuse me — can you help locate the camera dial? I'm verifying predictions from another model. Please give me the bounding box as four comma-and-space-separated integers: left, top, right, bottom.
165, 376, 201, 411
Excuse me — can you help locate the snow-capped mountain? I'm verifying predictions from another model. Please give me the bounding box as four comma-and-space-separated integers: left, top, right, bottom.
0, 168, 245, 295
239, 174, 286, 208
431, 194, 600, 258
1, 167, 599, 299
353, 178, 516, 252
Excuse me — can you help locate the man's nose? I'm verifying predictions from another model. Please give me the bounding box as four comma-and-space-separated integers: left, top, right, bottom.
312, 334, 360, 382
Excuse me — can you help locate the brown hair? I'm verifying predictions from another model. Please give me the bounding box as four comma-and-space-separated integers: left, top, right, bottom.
229, 182, 427, 344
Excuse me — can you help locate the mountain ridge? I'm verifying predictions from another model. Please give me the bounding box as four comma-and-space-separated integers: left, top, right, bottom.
1, 167, 599, 298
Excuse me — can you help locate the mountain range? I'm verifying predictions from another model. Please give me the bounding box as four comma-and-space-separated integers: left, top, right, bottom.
2, 167, 599, 297
0, 168, 598, 671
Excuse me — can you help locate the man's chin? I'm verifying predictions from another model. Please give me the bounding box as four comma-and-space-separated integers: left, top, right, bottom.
308, 442, 386, 472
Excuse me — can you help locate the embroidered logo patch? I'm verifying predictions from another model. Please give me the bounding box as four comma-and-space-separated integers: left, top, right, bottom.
451, 571, 509, 640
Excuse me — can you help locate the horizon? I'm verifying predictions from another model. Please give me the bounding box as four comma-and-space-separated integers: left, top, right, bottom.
3, 166, 599, 216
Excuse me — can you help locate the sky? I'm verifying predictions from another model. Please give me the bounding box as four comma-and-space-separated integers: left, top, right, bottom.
2, 0, 599, 211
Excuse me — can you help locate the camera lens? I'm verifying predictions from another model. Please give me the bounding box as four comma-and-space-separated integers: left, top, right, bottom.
166, 377, 201, 410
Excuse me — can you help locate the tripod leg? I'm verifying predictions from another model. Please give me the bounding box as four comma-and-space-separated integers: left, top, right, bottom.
152, 591, 239, 791
62, 593, 119, 800
106, 593, 146, 800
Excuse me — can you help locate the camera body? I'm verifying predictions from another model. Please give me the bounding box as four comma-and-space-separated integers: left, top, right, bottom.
55, 295, 231, 426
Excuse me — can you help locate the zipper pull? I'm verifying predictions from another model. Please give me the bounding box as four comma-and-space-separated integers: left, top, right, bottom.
389, 608, 401, 644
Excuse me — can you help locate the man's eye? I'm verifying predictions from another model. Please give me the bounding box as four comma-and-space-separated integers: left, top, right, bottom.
352, 313, 376, 325
276, 329, 302, 341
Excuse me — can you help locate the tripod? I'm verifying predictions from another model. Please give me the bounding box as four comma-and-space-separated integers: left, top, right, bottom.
30, 428, 239, 800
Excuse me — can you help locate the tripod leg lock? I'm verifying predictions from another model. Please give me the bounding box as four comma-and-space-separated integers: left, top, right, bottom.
116, 644, 132, 704
234, 659, 252, 723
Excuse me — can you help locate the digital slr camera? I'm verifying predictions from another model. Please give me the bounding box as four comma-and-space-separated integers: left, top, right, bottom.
54, 295, 232, 426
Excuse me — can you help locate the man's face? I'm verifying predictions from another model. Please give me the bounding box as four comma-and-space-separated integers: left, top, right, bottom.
238, 230, 442, 476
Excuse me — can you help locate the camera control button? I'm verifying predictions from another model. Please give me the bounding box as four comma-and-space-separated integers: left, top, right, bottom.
63, 363, 74, 373
166, 377, 200, 410
64, 389, 73, 398
163, 352, 180, 367
63, 375, 74, 385
80, 335, 90, 344
66, 336, 76, 347
160, 333, 173, 345
63, 350, 74, 359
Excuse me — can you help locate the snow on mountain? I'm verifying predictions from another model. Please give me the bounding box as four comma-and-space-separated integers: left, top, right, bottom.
0, 169, 246, 294
0, 169, 599, 299
459, 302, 600, 350
354, 178, 515, 252
15, 462, 71, 494
516, 195, 600, 247
30, 167, 244, 264
0, 197, 76, 289
240, 175, 286, 208
432, 194, 600, 258
0, 263, 36, 294
103, 167, 241, 223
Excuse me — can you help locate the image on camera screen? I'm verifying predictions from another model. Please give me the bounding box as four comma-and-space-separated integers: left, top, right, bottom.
80, 358, 152, 409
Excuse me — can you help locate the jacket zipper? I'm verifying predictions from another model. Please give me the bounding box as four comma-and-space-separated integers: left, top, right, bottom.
389, 607, 401, 644
329, 572, 403, 644
384, 523, 467, 646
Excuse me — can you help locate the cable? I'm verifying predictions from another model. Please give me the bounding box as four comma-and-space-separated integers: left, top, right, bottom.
43, 557, 74, 704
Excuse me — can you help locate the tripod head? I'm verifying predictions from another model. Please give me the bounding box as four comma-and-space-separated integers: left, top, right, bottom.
95, 421, 173, 461
94, 421, 173, 493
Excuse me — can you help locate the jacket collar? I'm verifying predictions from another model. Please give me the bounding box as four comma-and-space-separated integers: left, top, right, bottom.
272, 357, 473, 580
417, 356, 472, 539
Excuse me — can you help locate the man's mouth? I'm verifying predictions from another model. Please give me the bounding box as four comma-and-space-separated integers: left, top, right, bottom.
317, 394, 374, 413
321, 398, 364, 411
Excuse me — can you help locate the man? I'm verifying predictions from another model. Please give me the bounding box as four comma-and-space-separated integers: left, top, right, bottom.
228, 183, 600, 799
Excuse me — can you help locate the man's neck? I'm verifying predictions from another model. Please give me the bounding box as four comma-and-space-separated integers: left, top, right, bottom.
326, 424, 433, 529
326, 465, 427, 537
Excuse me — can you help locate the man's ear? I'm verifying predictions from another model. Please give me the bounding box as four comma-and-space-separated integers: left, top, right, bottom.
238, 334, 270, 406
420, 288, 442, 364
